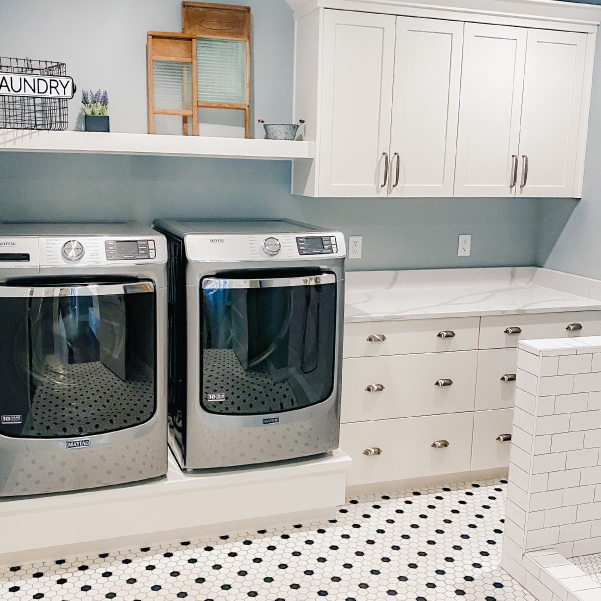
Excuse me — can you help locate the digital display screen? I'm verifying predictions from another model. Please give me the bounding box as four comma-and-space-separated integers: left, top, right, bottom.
115, 241, 139, 255
304, 237, 324, 250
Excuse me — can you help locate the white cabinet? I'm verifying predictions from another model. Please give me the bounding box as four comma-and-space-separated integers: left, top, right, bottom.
389, 18, 463, 197
291, 3, 596, 198
518, 29, 588, 197
295, 11, 464, 197
340, 309, 601, 487
318, 10, 395, 197
455, 24, 589, 198
454, 24, 527, 197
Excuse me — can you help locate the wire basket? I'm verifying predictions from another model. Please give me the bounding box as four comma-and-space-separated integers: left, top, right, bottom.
0, 57, 69, 130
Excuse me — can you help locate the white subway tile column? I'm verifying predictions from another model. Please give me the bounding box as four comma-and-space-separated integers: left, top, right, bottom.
502, 337, 601, 600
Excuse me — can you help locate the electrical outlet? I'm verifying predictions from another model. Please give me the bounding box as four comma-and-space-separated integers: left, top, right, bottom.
458, 234, 471, 257
348, 236, 362, 259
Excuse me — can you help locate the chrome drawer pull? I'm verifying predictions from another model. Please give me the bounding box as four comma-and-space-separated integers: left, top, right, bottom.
500, 374, 516, 382
496, 434, 512, 442
567, 323, 583, 331
435, 379, 453, 387
504, 326, 522, 335
365, 384, 385, 392
437, 330, 456, 338
367, 334, 386, 342
363, 447, 382, 456
431, 440, 449, 448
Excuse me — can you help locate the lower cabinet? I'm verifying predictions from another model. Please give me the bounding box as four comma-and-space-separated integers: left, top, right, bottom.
341, 351, 477, 423
471, 409, 514, 471
340, 412, 474, 486
475, 348, 517, 410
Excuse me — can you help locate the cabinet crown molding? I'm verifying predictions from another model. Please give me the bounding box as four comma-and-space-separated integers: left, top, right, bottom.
285, 0, 601, 30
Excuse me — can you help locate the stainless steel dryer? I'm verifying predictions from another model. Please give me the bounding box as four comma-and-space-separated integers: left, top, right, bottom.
153, 219, 346, 471
0, 222, 168, 497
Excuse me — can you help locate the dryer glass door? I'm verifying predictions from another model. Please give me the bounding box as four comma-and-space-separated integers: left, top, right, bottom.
0, 281, 156, 438
201, 272, 337, 415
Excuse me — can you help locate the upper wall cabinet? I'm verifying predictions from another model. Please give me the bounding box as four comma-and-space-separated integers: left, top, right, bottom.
455, 24, 588, 198
289, 0, 599, 199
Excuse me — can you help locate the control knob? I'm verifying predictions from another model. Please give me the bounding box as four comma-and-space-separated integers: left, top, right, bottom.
262, 237, 281, 256
61, 240, 85, 262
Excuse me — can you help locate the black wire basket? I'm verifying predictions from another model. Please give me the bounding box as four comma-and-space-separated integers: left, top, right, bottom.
0, 57, 70, 130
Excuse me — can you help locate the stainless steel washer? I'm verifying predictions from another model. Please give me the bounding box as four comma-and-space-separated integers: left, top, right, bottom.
153, 219, 346, 471
0, 222, 168, 497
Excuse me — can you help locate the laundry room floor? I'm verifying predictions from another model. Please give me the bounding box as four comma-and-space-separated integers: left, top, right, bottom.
0, 477, 536, 601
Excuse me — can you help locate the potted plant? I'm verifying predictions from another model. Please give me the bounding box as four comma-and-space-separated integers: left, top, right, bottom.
81, 89, 109, 132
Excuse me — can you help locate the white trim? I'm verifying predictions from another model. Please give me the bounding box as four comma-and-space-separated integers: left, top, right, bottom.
286, 0, 601, 33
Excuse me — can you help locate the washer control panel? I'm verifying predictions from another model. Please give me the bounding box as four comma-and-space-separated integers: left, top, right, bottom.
296, 236, 338, 255
105, 239, 156, 261
262, 237, 282, 256
61, 240, 85, 262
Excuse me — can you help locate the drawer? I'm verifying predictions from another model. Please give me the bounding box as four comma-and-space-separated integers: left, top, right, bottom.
475, 348, 518, 411
479, 311, 601, 350
471, 408, 514, 471
340, 413, 474, 486
343, 317, 480, 358
341, 351, 477, 423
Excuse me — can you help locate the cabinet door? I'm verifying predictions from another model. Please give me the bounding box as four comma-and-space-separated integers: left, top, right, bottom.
454, 24, 527, 197
389, 18, 463, 197
517, 29, 587, 198
318, 10, 396, 197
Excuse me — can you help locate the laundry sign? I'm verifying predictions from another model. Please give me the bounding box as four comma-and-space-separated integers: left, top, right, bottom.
0, 73, 75, 99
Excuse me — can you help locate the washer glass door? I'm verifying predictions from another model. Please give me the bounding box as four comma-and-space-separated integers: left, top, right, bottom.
0, 280, 156, 438
201, 272, 337, 415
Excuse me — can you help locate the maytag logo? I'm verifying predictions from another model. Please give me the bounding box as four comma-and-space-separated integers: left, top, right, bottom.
66, 438, 91, 449
0, 241, 16, 246
1, 415, 21, 424
263, 417, 280, 425
210, 238, 225, 243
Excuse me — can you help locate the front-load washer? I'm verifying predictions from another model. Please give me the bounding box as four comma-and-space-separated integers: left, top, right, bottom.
0, 222, 168, 497
153, 219, 346, 471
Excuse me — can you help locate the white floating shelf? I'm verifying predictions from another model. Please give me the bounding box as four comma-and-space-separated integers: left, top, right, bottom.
0, 130, 315, 161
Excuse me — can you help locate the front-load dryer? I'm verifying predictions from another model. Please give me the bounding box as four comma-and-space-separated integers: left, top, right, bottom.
153, 219, 346, 471
0, 222, 168, 497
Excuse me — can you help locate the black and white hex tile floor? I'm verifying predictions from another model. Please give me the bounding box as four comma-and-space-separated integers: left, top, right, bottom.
1, 478, 537, 601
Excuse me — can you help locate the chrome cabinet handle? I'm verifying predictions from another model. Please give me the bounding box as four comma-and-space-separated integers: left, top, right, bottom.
431, 440, 449, 448
510, 154, 518, 188
501, 374, 517, 382
504, 326, 522, 335
392, 152, 400, 188
363, 447, 382, 456
367, 334, 386, 342
496, 434, 512, 442
437, 330, 456, 339
365, 384, 385, 392
435, 379, 453, 387
567, 323, 583, 331
520, 155, 529, 189
381, 153, 389, 189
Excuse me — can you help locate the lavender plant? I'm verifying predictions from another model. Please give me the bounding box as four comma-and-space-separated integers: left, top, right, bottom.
81, 89, 109, 116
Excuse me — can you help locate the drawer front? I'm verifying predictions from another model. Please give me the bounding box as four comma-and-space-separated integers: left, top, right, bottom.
341, 413, 474, 486
475, 348, 518, 411
479, 311, 601, 350
471, 408, 514, 471
343, 317, 480, 358
341, 351, 477, 423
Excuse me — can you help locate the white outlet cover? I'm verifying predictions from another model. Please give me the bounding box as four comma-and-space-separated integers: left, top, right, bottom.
348, 235, 362, 259
458, 234, 471, 257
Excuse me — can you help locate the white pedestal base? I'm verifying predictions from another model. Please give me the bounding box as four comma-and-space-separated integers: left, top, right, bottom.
0, 449, 351, 565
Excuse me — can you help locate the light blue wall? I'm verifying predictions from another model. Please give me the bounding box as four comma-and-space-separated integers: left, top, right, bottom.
537, 28, 601, 279
0, 0, 542, 270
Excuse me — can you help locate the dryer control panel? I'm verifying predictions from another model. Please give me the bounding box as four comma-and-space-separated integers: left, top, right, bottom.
105, 239, 157, 260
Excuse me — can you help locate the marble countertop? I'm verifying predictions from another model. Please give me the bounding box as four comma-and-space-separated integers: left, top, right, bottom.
344, 267, 601, 323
